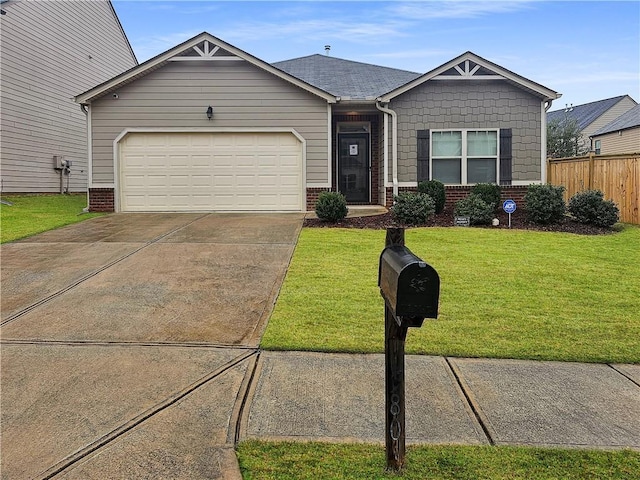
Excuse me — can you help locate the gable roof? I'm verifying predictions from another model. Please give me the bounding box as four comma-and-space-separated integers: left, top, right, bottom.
547, 95, 634, 131
76, 32, 336, 104
272, 54, 421, 100
591, 103, 640, 136
378, 51, 560, 103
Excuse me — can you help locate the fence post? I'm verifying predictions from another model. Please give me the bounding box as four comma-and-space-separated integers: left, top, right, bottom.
588, 152, 595, 190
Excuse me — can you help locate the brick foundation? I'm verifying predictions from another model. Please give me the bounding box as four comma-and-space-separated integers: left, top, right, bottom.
385, 185, 529, 209
89, 188, 115, 212
306, 187, 331, 211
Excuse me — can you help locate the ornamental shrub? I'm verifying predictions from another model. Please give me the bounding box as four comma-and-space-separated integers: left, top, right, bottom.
471, 183, 502, 210
568, 190, 619, 228
315, 191, 348, 222
417, 180, 446, 214
391, 192, 435, 225
453, 194, 494, 225
524, 184, 566, 224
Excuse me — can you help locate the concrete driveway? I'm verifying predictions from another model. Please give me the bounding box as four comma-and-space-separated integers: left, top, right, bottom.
1, 213, 303, 479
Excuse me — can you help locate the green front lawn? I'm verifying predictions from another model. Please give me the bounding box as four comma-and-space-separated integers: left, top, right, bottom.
0, 194, 103, 243
262, 226, 640, 363
237, 441, 640, 480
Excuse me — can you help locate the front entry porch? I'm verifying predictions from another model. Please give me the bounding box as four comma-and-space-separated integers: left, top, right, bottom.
332, 113, 382, 206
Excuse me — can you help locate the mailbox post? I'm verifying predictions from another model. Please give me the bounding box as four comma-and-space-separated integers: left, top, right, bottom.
379, 227, 440, 471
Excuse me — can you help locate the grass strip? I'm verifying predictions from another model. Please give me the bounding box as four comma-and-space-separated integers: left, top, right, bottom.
237, 441, 640, 480
0, 194, 103, 243
262, 226, 640, 363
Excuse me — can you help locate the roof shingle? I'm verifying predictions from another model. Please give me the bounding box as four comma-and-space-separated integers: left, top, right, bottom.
547, 95, 631, 130
591, 104, 640, 136
272, 54, 421, 100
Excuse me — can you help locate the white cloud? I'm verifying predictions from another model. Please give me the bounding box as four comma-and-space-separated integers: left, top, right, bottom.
217, 19, 410, 45
388, 0, 535, 19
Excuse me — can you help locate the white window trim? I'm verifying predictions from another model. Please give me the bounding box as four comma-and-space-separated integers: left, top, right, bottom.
430, 128, 500, 185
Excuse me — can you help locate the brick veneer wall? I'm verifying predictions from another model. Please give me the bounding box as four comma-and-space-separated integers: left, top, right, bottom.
306, 187, 330, 211
385, 185, 529, 209
89, 187, 115, 212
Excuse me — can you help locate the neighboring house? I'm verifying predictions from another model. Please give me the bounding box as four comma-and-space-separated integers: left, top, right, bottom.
547, 95, 637, 154
0, 0, 137, 194
75, 32, 560, 213
590, 104, 640, 155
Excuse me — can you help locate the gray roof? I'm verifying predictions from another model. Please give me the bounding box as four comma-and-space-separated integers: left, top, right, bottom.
272, 54, 421, 100
591, 104, 640, 136
547, 95, 631, 130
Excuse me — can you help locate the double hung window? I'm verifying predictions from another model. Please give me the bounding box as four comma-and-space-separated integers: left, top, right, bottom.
431, 130, 498, 184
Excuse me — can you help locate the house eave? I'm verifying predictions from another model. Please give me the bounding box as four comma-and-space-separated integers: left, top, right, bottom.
76, 32, 337, 104
378, 51, 560, 103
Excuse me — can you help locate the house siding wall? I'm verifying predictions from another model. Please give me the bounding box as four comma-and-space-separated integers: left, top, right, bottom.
389, 80, 542, 184
593, 127, 640, 155
90, 61, 329, 185
581, 96, 637, 147
0, 0, 136, 193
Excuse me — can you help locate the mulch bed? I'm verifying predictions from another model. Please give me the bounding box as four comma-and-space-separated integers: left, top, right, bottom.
304, 207, 615, 235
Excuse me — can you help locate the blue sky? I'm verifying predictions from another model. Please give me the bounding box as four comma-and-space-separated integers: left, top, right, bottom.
112, 1, 640, 110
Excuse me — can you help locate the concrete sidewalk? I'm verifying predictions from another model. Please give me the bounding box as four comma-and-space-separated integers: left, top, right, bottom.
241, 351, 640, 450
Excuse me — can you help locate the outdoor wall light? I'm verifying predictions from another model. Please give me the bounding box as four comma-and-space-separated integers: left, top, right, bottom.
206, 106, 213, 120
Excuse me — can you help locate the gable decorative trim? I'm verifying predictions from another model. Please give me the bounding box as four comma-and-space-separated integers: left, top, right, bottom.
76, 32, 336, 104
378, 51, 560, 103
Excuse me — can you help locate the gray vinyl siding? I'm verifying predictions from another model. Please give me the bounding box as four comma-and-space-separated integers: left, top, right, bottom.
0, 0, 136, 193
390, 80, 543, 183
90, 61, 329, 184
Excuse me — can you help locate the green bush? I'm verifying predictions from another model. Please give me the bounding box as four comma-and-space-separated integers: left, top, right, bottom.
391, 192, 435, 225
568, 190, 619, 227
417, 180, 446, 214
471, 183, 502, 210
453, 194, 494, 225
524, 184, 566, 224
315, 191, 348, 222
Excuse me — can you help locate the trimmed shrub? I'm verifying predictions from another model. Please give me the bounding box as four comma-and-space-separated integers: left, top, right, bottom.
315, 191, 348, 222
568, 190, 619, 228
417, 180, 446, 214
524, 184, 566, 224
471, 183, 502, 210
391, 192, 435, 225
453, 194, 494, 225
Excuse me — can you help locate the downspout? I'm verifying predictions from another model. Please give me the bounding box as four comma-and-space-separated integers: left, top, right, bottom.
376, 101, 398, 198
80, 104, 91, 212
541, 99, 555, 184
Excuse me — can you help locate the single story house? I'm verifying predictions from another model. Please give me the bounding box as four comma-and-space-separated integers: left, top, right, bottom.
589, 104, 640, 155
75, 32, 560, 213
0, 0, 137, 194
547, 95, 637, 154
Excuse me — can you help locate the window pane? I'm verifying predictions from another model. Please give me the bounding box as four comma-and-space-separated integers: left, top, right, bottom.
468, 131, 497, 156
433, 158, 461, 184
468, 158, 496, 183
433, 131, 462, 156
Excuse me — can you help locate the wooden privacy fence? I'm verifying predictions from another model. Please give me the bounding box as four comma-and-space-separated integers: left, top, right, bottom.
547, 153, 639, 225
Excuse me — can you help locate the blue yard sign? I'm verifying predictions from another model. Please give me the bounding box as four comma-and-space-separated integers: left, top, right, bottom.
503, 199, 517, 213
503, 199, 516, 228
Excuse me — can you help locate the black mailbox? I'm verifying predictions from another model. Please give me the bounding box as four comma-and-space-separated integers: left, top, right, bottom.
378, 245, 440, 327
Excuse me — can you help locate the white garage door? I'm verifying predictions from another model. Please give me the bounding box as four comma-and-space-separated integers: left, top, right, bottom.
119, 132, 304, 211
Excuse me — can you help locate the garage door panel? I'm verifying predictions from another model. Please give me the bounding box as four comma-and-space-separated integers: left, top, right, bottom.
120, 132, 303, 212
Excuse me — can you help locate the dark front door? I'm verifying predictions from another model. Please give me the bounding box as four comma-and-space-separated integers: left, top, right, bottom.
338, 133, 370, 203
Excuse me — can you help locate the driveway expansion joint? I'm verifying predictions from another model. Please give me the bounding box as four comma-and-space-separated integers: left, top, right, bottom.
1, 214, 208, 327
608, 363, 640, 388
38, 349, 258, 480
445, 357, 495, 445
